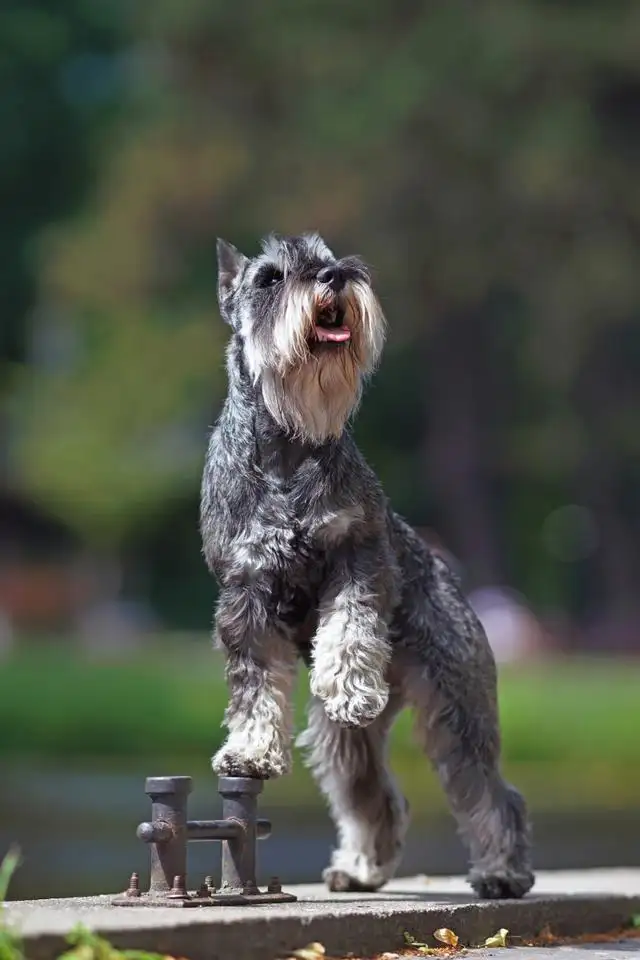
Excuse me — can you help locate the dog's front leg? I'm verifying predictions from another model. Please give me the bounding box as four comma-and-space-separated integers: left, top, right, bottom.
310, 541, 393, 728
212, 587, 298, 779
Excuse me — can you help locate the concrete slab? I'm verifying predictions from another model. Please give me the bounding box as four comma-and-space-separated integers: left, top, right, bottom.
453, 944, 640, 960
4, 870, 640, 960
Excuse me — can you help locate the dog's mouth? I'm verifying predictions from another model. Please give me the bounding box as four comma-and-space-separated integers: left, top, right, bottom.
312, 300, 351, 344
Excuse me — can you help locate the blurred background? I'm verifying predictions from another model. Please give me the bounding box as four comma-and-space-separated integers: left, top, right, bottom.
1, 0, 640, 900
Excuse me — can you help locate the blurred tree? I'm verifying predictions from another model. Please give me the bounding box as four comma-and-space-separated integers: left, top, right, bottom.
8, 0, 640, 639
0, 0, 127, 374
14, 130, 232, 546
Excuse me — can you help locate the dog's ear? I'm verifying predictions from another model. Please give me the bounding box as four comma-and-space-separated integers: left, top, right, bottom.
217, 238, 248, 314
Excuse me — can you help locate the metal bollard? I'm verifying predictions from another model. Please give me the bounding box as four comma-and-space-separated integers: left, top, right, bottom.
112, 774, 296, 907
218, 776, 261, 892
142, 776, 191, 895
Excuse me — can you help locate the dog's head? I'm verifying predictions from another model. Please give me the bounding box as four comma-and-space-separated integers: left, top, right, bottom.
216, 233, 386, 443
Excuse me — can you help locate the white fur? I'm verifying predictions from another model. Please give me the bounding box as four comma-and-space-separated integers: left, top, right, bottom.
260, 232, 335, 263
298, 697, 409, 891
316, 505, 365, 546
323, 776, 409, 888
262, 279, 386, 444
348, 280, 386, 374
212, 651, 297, 778
310, 581, 391, 727
273, 285, 316, 370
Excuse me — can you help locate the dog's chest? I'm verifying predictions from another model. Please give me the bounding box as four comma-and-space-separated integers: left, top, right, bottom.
224, 487, 362, 580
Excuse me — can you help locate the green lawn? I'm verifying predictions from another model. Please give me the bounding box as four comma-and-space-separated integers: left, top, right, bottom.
1, 641, 638, 814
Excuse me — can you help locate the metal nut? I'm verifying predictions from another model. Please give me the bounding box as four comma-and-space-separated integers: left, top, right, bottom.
125, 872, 141, 898
168, 875, 189, 899
205, 875, 217, 894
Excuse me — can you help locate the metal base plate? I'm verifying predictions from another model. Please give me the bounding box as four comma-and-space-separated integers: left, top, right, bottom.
112, 890, 297, 908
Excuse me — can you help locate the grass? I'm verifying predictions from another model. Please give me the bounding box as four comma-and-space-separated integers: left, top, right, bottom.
1, 641, 639, 813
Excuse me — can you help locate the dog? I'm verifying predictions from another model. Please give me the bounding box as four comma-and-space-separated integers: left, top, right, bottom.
199, 232, 534, 899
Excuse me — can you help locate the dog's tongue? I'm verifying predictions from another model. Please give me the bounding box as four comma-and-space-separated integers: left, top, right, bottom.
314, 324, 351, 343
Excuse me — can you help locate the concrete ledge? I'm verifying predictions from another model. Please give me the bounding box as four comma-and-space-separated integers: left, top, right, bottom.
5, 870, 640, 960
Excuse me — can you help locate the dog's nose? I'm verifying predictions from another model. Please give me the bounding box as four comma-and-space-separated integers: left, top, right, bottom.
317, 265, 345, 292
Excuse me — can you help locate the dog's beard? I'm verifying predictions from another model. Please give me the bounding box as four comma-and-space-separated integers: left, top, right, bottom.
260, 280, 386, 443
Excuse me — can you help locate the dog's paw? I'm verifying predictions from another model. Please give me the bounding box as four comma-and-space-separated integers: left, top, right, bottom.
468, 868, 534, 900
323, 847, 393, 891
310, 656, 390, 727
319, 684, 389, 728
323, 868, 383, 893
212, 741, 291, 779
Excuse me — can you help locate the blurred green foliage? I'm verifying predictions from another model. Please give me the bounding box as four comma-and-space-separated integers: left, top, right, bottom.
2, 0, 640, 636
0, 0, 127, 367
1, 646, 639, 811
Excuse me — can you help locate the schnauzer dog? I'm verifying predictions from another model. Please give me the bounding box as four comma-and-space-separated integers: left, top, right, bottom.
199, 233, 534, 899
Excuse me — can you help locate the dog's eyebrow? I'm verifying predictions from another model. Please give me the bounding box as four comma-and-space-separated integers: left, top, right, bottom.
259, 235, 298, 273
259, 233, 337, 276
260, 233, 285, 260
302, 232, 335, 262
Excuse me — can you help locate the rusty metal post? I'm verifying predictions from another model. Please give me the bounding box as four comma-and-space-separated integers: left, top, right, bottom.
113, 773, 296, 906
143, 776, 191, 894
218, 776, 262, 892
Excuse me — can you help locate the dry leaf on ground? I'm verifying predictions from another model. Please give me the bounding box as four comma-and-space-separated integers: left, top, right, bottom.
290, 943, 327, 960
433, 929, 459, 948
483, 929, 509, 948
403, 934, 426, 948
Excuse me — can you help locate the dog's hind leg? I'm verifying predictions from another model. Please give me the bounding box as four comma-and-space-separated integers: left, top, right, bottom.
401, 557, 534, 899
408, 674, 534, 898
298, 691, 409, 891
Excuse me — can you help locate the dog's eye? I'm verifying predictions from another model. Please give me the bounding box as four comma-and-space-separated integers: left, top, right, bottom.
255, 266, 284, 288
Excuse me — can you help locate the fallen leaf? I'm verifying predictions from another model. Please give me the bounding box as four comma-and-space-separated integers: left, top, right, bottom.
291, 943, 326, 960
484, 929, 509, 948
433, 929, 459, 948
403, 933, 425, 947
536, 925, 556, 944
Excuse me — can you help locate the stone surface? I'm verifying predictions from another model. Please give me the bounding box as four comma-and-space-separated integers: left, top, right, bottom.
4, 870, 640, 960
452, 944, 640, 960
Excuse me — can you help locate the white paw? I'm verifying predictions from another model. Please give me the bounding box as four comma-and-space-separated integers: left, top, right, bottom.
311, 673, 389, 728
323, 851, 391, 891
212, 737, 291, 779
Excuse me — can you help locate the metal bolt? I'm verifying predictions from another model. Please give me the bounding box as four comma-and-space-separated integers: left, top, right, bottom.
204, 875, 216, 894
126, 872, 141, 898
168, 874, 188, 899
267, 876, 282, 894
196, 881, 210, 899
242, 880, 259, 896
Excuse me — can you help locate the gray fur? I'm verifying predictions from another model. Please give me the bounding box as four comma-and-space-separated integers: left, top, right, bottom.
199, 233, 534, 899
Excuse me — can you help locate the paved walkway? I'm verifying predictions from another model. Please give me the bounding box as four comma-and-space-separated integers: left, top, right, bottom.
465, 944, 640, 960
4, 870, 640, 960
